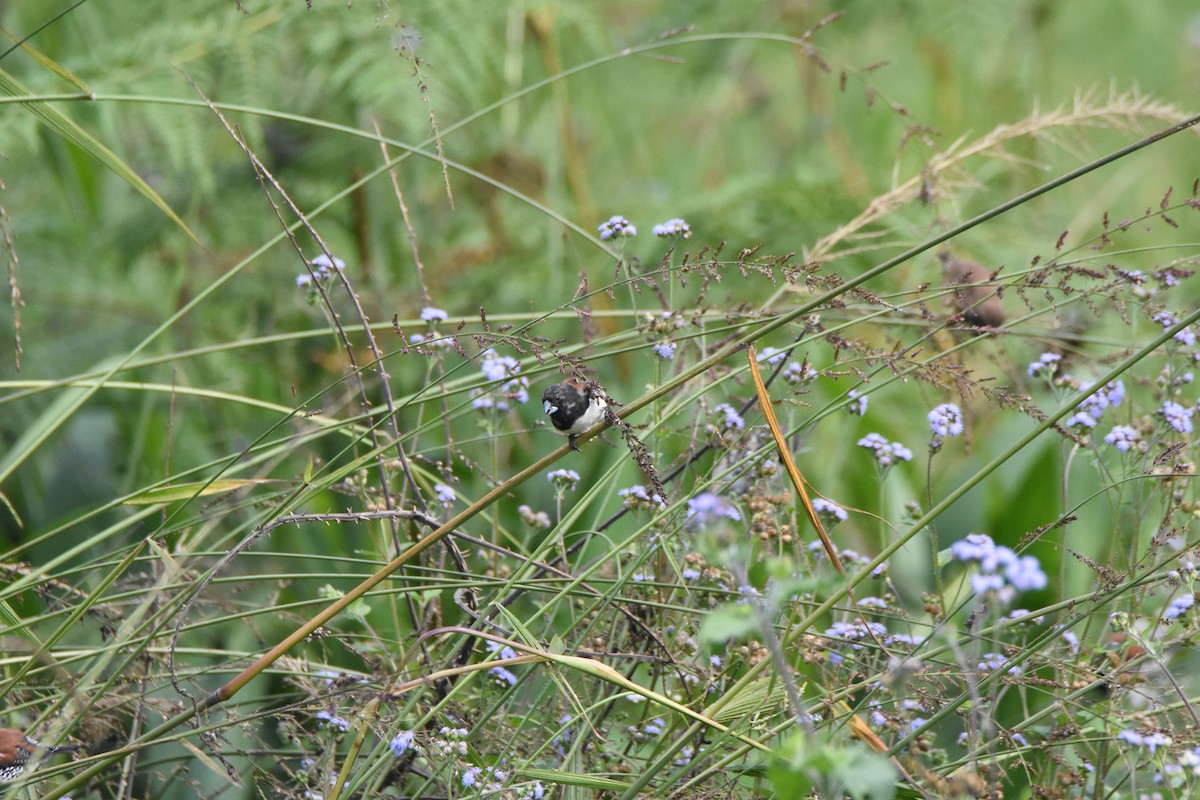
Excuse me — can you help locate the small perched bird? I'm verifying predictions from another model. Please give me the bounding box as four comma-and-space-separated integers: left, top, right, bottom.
0, 728, 80, 783
939, 251, 1005, 328
542, 379, 608, 451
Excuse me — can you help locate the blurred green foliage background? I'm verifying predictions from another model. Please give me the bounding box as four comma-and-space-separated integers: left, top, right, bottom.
1, 1, 1199, 796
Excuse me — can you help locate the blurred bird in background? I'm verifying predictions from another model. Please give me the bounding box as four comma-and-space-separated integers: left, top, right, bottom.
939, 251, 1005, 329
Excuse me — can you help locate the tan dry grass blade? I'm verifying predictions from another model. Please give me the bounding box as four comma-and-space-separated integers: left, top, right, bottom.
744, 345, 896, 759
745, 344, 844, 574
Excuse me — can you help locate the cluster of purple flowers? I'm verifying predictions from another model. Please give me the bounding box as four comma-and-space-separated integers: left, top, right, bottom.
433, 483, 455, 507
950, 533, 1047, 604
485, 640, 519, 687
976, 652, 1022, 675
518, 504, 552, 529
1160, 400, 1195, 434
1027, 352, 1062, 378
822, 621, 897, 664
389, 730, 416, 756
1152, 310, 1197, 346
783, 361, 818, 385
598, 215, 637, 240
857, 433, 914, 467
811, 497, 847, 523
847, 390, 868, 416
1103, 424, 1141, 452
472, 349, 529, 411
1064, 380, 1125, 430
652, 218, 691, 238
315, 710, 350, 731
1117, 729, 1173, 754
686, 492, 742, 525
928, 403, 964, 440
713, 403, 745, 430
599, 215, 693, 241
1163, 593, 1195, 622
433, 726, 469, 756
757, 347, 787, 365
547, 469, 581, 492
618, 484, 666, 510
296, 253, 347, 288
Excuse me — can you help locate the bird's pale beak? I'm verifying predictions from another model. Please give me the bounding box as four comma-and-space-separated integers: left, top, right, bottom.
544, 401, 558, 415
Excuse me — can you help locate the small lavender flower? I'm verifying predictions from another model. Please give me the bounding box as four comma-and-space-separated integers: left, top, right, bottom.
420, 306, 448, 322
1161, 400, 1195, 434
490, 666, 518, 686
950, 532, 996, 562
518, 504, 552, 529
547, 469, 581, 491
682, 567, 701, 581
714, 403, 745, 430
857, 433, 913, 466
950, 532, 1046, 601
480, 350, 521, 382
1104, 425, 1141, 452
1027, 352, 1062, 378
928, 403, 964, 439
847, 389, 868, 416
598, 215, 637, 240
1098, 380, 1126, 408
824, 620, 891, 650
1163, 594, 1195, 621
652, 218, 691, 238
643, 717, 666, 736
316, 711, 351, 731
686, 492, 742, 524
977, 653, 1021, 674
653, 341, 677, 360
783, 361, 817, 385
1153, 310, 1197, 345
618, 485, 666, 510
1005, 554, 1048, 592
487, 641, 517, 660
390, 730, 416, 756
970, 572, 1008, 595
757, 347, 787, 365
1118, 729, 1172, 754
296, 273, 314, 288
1063, 410, 1098, 430
433, 483, 455, 507
462, 767, 482, 787
811, 497, 848, 523
311, 254, 347, 276
737, 584, 763, 603
473, 349, 530, 408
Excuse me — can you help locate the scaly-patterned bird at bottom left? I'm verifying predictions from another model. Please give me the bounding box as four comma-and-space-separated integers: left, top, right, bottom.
0, 728, 80, 783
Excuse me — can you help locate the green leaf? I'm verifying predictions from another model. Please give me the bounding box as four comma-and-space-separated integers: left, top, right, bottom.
123, 479, 276, 505
698, 602, 758, 648
769, 732, 897, 800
